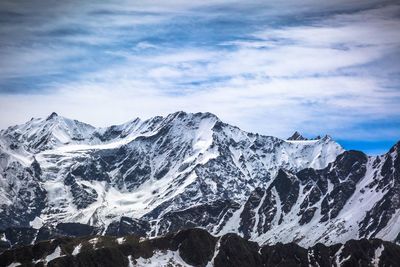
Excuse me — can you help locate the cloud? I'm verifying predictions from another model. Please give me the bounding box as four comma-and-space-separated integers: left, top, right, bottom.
0, 0, 399, 154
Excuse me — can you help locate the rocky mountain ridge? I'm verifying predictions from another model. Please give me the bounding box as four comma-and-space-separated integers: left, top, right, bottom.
0, 111, 399, 249
1, 228, 400, 267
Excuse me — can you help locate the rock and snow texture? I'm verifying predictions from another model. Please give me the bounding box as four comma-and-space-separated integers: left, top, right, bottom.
287, 131, 308, 141
0, 112, 96, 154
218, 143, 400, 247
287, 131, 322, 141
135, 250, 193, 267
1, 229, 400, 267
0, 111, 399, 247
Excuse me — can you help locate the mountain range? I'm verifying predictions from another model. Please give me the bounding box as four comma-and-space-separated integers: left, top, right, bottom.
0, 111, 399, 265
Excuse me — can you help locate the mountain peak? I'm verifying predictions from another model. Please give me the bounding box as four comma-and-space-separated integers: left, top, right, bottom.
287, 132, 327, 141
46, 112, 59, 120
164, 111, 221, 126
389, 140, 400, 154
287, 131, 308, 141
0, 112, 96, 153
321, 134, 332, 141
170, 111, 219, 119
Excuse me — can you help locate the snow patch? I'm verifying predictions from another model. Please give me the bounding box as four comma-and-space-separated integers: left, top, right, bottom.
45, 246, 62, 263
372, 244, 384, 267
30, 216, 44, 229
1, 233, 7, 242
206, 237, 221, 267
72, 244, 82, 256
134, 250, 193, 266
128, 255, 134, 267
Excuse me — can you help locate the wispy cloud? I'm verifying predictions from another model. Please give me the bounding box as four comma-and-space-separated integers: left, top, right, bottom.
0, 0, 399, 154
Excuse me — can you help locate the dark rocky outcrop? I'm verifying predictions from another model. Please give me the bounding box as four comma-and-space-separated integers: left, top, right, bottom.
105, 217, 150, 237
1, 228, 400, 267
287, 131, 308, 141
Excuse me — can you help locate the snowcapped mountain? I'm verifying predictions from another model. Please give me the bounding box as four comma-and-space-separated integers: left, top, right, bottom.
0, 112, 96, 154
218, 143, 400, 247
0, 111, 399, 249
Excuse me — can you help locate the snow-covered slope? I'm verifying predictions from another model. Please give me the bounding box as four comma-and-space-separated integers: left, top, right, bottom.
216, 143, 400, 247
1, 111, 398, 247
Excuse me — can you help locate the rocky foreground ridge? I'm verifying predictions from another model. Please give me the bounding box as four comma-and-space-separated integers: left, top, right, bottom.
2, 228, 400, 267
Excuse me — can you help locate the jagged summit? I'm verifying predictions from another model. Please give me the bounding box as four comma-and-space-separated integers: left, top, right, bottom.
0, 112, 96, 153
287, 131, 308, 140
389, 140, 400, 154
46, 111, 59, 120
162, 110, 220, 123
1, 111, 330, 148
287, 131, 325, 141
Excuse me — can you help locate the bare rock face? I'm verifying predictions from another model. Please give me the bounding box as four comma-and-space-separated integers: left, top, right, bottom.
287, 131, 308, 141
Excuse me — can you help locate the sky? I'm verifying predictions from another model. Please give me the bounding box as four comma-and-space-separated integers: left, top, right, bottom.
0, 0, 399, 155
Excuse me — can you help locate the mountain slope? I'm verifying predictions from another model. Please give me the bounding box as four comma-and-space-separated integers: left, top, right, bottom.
0, 112, 343, 230
1, 111, 399, 248
215, 142, 400, 247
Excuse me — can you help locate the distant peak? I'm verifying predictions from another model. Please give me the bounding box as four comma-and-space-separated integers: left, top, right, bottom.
287, 132, 329, 141
194, 111, 219, 120
168, 111, 220, 121
389, 140, 400, 154
46, 112, 59, 121
287, 131, 308, 141
321, 134, 332, 141
173, 111, 188, 118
